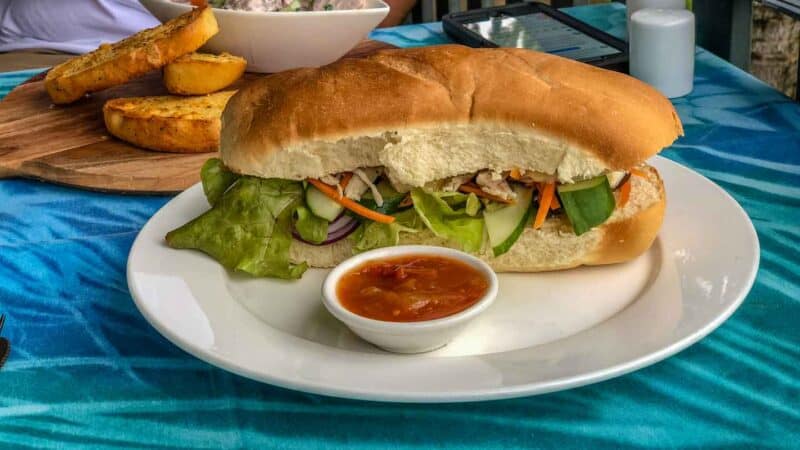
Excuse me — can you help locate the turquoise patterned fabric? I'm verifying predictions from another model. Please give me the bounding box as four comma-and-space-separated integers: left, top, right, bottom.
1, 4, 798, 447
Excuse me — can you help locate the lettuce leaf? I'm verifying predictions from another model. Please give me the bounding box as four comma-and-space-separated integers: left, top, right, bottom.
351, 222, 393, 252
352, 208, 423, 252
436, 191, 469, 207
201, 158, 239, 206
430, 191, 482, 216
166, 177, 308, 279
410, 189, 485, 252
294, 205, 329, 244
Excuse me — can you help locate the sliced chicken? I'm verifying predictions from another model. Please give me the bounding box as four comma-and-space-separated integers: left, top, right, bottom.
441, 174, 475, 192
476, 170, 517, 201
305, 0, 367, 10
345, 167, 382, 203
216, 0, 367, 11
319, 174, 343, 197
354, 168, 384, 207
320, 174, 341, 186
221, 0, 288, 12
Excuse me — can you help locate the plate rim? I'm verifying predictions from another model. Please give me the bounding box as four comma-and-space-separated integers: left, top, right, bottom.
127, 156, 760, 403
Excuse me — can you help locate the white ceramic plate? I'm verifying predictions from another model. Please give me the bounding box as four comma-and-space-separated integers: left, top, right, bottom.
128, 156, 759, 402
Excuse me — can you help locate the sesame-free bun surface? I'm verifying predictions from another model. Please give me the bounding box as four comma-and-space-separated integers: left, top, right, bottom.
221, 45, 682, 186
289, 165, 666, 270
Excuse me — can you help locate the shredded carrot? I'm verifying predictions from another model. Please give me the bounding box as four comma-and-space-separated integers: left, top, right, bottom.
550, 194, 561, 210
630, 167, 648, 178
509, 168, 523, 180
533, 182, 559, 210
533, 182, 555, 229
308, 179, 395, 224
190, 0, 208, 7
618, 178, 632, 208
339, 172, 354, 190
458, 183, 514, 204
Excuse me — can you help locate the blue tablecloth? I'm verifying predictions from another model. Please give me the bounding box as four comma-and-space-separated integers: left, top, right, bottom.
1, 4, 798, 447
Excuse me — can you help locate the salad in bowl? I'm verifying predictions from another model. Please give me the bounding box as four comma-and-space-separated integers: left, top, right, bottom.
175, 0, 368, 12
142, 0, 389, 72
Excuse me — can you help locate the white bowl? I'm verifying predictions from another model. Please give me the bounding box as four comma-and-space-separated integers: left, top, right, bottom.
321, 245, 499, 354
139, 0, 390, 73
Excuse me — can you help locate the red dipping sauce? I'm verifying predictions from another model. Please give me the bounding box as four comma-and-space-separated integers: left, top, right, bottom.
336, 255, 489, 322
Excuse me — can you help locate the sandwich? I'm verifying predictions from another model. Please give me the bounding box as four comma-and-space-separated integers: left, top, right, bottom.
165, 45, 683, 279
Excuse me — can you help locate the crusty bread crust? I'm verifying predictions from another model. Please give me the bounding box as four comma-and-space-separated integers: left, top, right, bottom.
289, 165, 666, 271
103, 91, 235, 153
164, 52, 247, 95
222, 45, 683, 184
45, 7, 218, 104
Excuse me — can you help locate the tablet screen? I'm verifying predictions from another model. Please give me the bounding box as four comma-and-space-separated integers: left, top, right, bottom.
464, 12, 622, 61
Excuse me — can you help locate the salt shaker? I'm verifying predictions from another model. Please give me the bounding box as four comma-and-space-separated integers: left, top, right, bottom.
629, 8, 696, 98
627, 0, 686, 24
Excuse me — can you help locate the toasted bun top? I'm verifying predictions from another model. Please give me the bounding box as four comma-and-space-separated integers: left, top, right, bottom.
221, 45, 682, 185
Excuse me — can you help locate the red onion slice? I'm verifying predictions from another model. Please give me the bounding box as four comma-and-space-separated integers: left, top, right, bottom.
328, 214, 356, 234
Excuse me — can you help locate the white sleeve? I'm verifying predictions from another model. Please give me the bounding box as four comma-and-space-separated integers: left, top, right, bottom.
0, 0, 161, 54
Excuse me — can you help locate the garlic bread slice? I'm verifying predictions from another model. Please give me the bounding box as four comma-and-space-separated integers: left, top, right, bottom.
103, 91, 235, 153
164, 52, 247, 95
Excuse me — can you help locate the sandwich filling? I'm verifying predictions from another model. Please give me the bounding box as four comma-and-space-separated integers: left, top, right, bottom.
166, 158, 646, 279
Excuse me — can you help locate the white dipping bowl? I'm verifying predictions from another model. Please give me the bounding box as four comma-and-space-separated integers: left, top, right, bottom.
322, 245, 498, 354
139, 0, 390, 73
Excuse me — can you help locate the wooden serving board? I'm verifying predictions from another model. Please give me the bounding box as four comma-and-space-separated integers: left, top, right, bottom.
0, 40, 396, 195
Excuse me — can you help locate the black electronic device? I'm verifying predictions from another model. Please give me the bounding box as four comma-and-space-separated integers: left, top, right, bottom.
443, 2, 629, 72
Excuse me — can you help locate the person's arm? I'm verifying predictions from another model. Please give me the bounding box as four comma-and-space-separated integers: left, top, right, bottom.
378, 0, 416, 27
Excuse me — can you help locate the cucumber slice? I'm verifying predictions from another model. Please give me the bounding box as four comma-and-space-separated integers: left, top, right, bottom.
483, 185, 534, 257
557, 175, 616, 236
557, 175, 608, 193
306, 185, 343, 221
